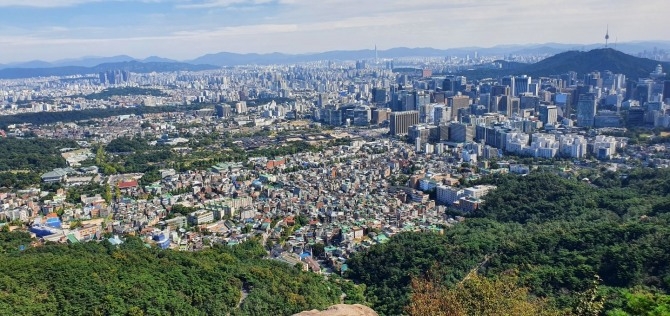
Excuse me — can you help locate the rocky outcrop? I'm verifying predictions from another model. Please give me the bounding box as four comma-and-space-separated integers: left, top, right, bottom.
292, 304, 378, 316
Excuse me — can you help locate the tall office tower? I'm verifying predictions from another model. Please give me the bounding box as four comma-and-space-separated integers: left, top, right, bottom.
122, 70, 131, 83
355, 60, 367, 70
447, 95, 470, 121
584, 72, 603, 89
318, 93, 328, 107
437, 124, 450, 141
625, 80, 637, 101
528, 83, 539, 96
613, 74, 626, 91
442, 77, 456, 92
576, 93, 597, 128
479, 93, 491, 111
352, 106, 372, 126
98, 72, 107, 85
502, 76, 515, 96
389, 111, 419, 136
520, 95, 540, 112
602, 71, 615, 90
455, 76, 467, 90
497, 95, 512, 117
235, 101, 248, 114
561, 71, 577, 87
323, 108, 343, 126
112, 70, 123, 84
636, 81, 652, 104
401, 92, 416, 111
510, 97, 521, 117
489, 95, 501, 113
419, 103, 435, 124
664, 80, 670, 103
490, 85, 510, 97
372, 108, 391, 124
448, 122, 474, 143
433, 105, 447, 125
372, 88, 388, 105
432, 91, 446, 104
514, 75, 531, 96
539, 105, 558, 125
215, 104, 232, 118
414, 91, 430, 112
408, 125, 432, 146
576, 85, 592, 98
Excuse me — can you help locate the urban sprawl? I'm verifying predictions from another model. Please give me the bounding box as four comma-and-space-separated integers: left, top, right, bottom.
1, 53, 669, 275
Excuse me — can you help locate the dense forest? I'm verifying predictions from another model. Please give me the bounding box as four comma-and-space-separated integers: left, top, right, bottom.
0, 138, 77, 188
0, 234, 358, 316
83, 87, 167, 100
0, 97, 297, 129
347, 171, 670, 315
0, 104, 213, 128
0, 138, 76, 172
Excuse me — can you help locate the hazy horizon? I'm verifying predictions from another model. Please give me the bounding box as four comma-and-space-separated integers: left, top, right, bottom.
1, 0, 669, 63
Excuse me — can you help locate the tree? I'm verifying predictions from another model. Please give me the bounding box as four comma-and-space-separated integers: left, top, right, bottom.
607, 289, 670, 316
69, 220, 83, 229
407, 270, 564, 316
573, 275, 605, 316
312, 243, 325, 259
103, 184, 112, 204
114, 185, 121, 201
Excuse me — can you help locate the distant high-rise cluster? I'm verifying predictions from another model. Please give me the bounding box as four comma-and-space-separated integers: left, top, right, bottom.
99, 70, 131, 85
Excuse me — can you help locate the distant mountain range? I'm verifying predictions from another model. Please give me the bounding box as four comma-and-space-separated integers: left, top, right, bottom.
0, 41, 669, 79
2, 41, 669, 69
0, 61, 218, 80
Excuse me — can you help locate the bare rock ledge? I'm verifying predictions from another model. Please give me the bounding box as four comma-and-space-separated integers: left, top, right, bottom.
292, 304, 378, 316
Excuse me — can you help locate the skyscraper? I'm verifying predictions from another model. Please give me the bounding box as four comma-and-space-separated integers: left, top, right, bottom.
318, 93, 328, 107
514, 75, 531, 96
215, 104, 232, 118
442, 77, 456, 92
372, 88, 387, 105
389, 111, 419, 136
433, 105, 447, 125
490, 85, 510, 97
636, 82, 652, 104
501, 76, 515, 96
576, 93, 597, 128
447, 95, 470, 121
448, 123, 474, 143
540, 105, 558, 126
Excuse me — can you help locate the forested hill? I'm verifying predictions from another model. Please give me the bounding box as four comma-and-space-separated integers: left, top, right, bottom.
522, 48, 669, 79
459, 48, 669, 80
347, 171, 670, 316
0, 236, 362, 316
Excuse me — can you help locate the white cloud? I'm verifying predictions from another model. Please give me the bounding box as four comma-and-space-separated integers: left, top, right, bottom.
0, 0, 669, 61
0, 0, 167, 7
0, 0, 98, 7
176, 0, 272, 9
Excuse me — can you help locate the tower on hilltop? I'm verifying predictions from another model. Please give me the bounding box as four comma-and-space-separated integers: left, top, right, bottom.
605, 25, 610, 48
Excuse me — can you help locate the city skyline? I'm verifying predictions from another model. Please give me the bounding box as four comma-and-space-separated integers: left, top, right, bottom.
0, 0, 669, 62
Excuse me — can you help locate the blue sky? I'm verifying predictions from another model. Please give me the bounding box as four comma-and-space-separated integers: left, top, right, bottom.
0, 0, 668, 62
